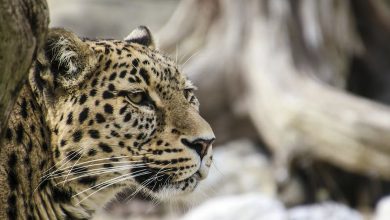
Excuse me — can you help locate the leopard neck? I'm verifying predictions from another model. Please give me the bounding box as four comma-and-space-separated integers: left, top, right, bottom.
0, 77, 94, 219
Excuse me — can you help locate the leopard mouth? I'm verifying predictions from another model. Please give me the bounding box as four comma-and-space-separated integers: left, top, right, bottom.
158, 171, 202, 197
132, 167, 172, 192
132, 166, 201, 195
155, 172, 201, 199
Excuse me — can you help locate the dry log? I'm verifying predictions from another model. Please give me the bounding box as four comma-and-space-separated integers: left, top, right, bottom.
158, 0, 390, 180
243, 0, 390, 181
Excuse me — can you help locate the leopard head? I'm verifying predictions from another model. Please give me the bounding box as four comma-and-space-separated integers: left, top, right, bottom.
31, 26, 215, 207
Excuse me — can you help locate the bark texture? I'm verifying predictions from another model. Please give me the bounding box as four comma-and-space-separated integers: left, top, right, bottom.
0, 0, 49, 138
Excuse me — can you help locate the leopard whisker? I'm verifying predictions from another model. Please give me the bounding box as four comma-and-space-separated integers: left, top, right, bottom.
58, 154, 144, 169
41, 161, 153, 192
35, 147, 85, 193
75, 173, 136, 204
50, 159, 149, 177
54, 163, 150, 180
72, 168, 151, 198
42, 155, 145, 179
50, 163, 150, 182
41, 161, 153, 185
42, 147, 84, 175
124, 166, 172, 202
147, 194, 162, 214
62, 148, 85, 186
75, 170, 153, 205
180, 50, 201, 69
211, 160, 225, 178
44, 147, 84, 179
125, 174, 161, 202
175, 43, 179, 64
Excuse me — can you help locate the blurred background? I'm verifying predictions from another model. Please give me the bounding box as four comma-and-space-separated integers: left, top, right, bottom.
47, 0, 390, 219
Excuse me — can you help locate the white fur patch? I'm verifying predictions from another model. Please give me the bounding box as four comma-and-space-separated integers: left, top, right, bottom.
51, 37, 78, 74
124, 26, 156, 49
124, 28, 149, 41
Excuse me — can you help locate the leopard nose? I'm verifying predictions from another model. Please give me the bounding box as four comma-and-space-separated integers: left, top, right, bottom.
181, 137, 215, 159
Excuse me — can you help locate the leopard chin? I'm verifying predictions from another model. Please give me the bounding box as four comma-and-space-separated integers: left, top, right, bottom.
130, 169, 202, 200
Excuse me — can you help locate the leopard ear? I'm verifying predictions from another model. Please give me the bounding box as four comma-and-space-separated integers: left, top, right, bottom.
124, 26, 156, 49
42, 28, 96, 90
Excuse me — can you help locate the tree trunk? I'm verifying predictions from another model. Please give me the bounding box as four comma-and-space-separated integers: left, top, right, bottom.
0, 0, 49, 139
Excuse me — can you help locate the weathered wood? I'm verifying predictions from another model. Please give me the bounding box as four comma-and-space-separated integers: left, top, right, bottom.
243, 0, 390, 180
158, 0, 390, 180
0, 0, 49, 138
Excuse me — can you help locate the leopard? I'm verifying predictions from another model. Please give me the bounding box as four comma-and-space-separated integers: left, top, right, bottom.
0, 26, 215, 220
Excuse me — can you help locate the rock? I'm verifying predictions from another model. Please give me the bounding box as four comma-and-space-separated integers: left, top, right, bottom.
181, 193, 286, 220
288, 202, 363, 220
278, 176, 305, 206
374, 196, 390, 220
182, 193, 363, 220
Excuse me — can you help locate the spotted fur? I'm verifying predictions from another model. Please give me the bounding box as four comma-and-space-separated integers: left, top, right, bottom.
0, 27, 214, 219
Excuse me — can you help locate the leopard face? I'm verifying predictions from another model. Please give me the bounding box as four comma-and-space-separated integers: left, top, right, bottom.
33, 27, 215, 206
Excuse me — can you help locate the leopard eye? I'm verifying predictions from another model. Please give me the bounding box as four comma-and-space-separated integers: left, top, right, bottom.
127, 92, 144, 104
126, 91, 154, 109
183, 88, 194, 100
183, 88, 199, 109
